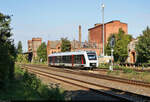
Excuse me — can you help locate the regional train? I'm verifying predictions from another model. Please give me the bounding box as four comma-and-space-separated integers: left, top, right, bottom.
48, 51, 98, 68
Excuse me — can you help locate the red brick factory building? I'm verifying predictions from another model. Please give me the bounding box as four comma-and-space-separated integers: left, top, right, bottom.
28, 38, 42, 59
88, 20, 128, 54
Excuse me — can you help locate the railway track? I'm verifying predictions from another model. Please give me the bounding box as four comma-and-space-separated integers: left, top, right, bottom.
22, 64, 150, 88
18, 63, 150, 72
93, 67, 150, 73
20, 64, 150, 102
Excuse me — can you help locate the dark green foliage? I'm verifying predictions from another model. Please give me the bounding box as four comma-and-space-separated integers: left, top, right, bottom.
105, 28, 132, 62
61, 37, 71, 52
37, 42, 47, 62
17, 41, 23, 54
38, 84, 65, 100
23, 71, 41, 91
0, 12, 17, 89
136, 26, 150, 64
0, 65, 65, 100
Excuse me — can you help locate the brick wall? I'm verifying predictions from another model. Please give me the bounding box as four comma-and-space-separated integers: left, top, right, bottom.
88, 20, 128, 54
32, 38, 42, 58
28, 40, 32, 52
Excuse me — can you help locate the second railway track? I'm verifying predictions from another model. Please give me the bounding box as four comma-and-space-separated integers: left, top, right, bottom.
23, 64, 150, 88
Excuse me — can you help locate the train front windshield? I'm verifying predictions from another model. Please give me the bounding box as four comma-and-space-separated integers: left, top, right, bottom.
87, 53, 97, 60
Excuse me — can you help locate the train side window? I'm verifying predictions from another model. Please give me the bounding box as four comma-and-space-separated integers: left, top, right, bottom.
66, 55, 71, 63
77, 55, 80, 64
49, 57, 53, 63
63, 56, 67, 63
74, 55, 77, 64
66, 56, 69, 63
74, 55, 81, 64
62, 56, 65, 63
60, 56, 62, 63
55, 56, 57, 63
66, 56, 68, 63
58, 56, 61, 63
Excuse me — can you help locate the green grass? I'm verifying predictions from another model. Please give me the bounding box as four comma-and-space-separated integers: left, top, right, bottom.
0, 64, 65, 101
98, 63, 139, 69
98, 63, 110, 69
106, 68, 150, 82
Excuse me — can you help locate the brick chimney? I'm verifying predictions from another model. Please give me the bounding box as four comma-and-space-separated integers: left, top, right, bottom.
47, 40, 51, 56
79, 25, 81, 48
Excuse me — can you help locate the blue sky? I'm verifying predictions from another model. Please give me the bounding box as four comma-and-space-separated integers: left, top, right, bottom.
0, 0, 150, 52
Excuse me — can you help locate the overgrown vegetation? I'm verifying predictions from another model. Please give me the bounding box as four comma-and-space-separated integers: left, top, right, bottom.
106, 67, 150, 82
0, 12, 17, 89
98, 63, 110, 69
0, 65, 66, 100
98, 63, 131, 69
16, 54, 29, 63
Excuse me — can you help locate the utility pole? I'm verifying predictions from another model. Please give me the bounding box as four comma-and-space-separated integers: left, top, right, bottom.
102, 3, 105, 56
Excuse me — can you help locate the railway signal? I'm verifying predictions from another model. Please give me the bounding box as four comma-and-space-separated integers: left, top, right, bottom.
109, 36, 115, 71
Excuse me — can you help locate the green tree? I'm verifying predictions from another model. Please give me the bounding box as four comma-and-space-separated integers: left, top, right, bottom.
0, 12, 17, 88
16, 54, 28, 63
61, 37, 71, 52
136, 26, 150, 63
105, 28, 132, 62
17, 41, 23, 54
37, 42, 47, 62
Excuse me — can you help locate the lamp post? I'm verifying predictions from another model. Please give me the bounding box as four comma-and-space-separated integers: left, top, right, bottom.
102, 3, 105, 56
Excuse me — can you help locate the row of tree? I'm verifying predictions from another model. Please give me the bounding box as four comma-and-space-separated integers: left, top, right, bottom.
24, 27, 150, 64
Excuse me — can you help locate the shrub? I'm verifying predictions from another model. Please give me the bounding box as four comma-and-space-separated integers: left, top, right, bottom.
38, 84, 65, 100
123, 68, 133, 73
22, 70, 65, 100
98, 63, 110, 68
23, 71, 41, 91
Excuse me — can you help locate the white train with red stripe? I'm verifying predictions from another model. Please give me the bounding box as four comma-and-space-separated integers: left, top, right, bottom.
48, 51, 98, 68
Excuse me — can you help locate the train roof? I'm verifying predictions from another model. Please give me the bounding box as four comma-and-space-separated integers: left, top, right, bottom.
48, 50, 96, 57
